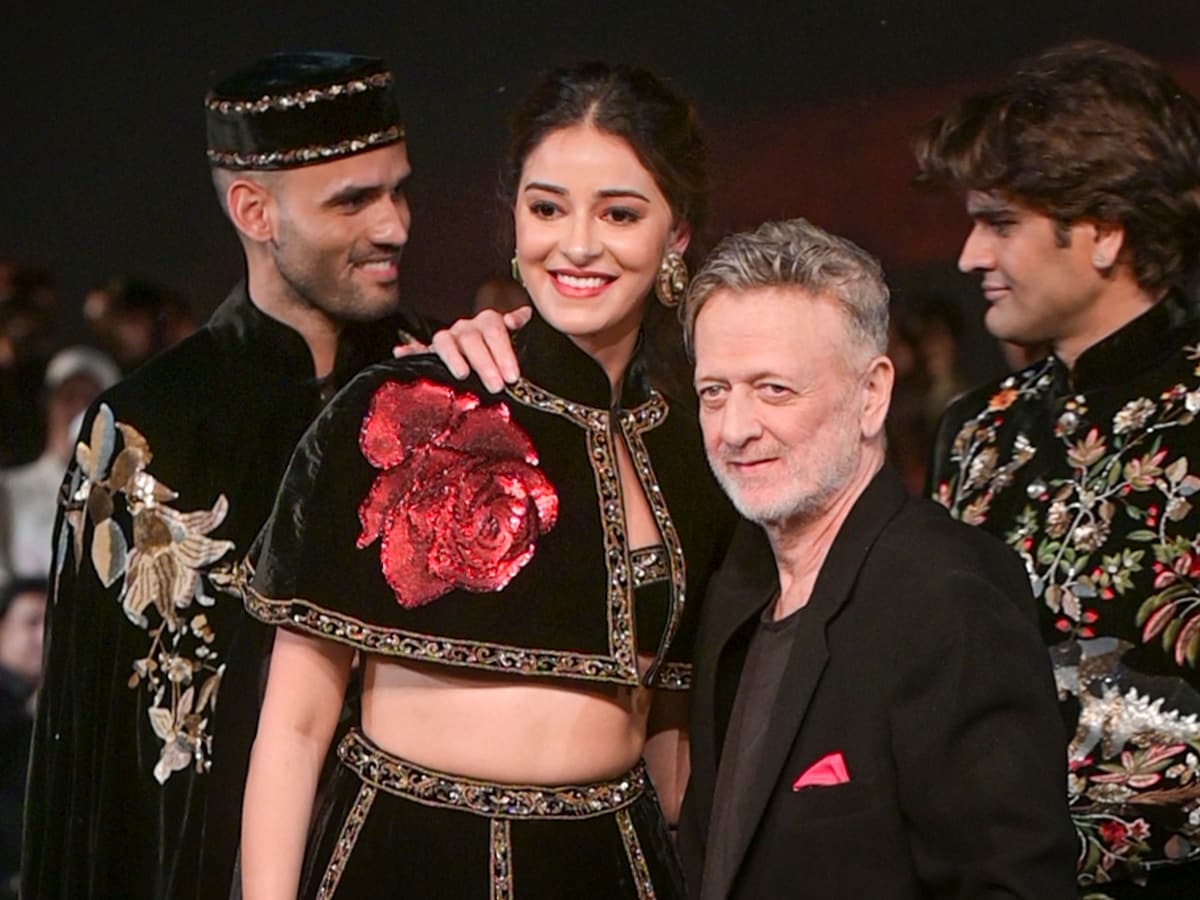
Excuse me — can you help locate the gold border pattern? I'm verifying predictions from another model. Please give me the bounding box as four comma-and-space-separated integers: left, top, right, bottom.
244, 580, 638, 684
206, 71, 393, 115
617, 808, 657, 899
315, 781, 377, 900
630, 546, 670, 587
490, 819, 514, 900
337, 730, 647, 820
619, 408, 688, 688
205, 125, 404, 169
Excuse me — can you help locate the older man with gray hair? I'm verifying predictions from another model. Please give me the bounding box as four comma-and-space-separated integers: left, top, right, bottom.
676, 218, 1076, 899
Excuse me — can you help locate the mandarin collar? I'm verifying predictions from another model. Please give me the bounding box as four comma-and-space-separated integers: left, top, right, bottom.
513, 308, 655, 411
207, 280, 407, 392
1054, 290, 1194, 394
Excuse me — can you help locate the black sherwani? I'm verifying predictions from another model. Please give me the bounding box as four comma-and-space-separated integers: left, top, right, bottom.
928, 293, 1200, 896
21, 284, 432, 899
678, 466, 1078, 899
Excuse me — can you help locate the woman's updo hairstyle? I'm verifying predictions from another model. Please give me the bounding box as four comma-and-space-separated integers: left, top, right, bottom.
502, 61, 710, 401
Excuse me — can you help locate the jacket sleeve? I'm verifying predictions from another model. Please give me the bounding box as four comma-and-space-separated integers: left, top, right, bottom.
21, 455, 116, 896
888, 563, 1078, 899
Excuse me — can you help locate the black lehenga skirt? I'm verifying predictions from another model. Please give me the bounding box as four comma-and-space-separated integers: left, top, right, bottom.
300, 730, 685, 899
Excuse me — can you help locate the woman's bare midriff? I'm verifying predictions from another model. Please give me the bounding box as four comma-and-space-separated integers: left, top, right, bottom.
359, 654, 656, 784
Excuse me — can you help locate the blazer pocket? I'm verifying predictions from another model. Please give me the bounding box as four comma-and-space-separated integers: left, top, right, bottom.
785, 778, 881, 821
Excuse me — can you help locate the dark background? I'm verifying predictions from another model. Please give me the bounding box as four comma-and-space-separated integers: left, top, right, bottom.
5, 1, 1199, 383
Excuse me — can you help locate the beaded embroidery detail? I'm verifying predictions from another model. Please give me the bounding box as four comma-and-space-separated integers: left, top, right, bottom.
206, 71, 394, 115
490, 820, 513, 900
316, 781, 376, 900
337, 730, 647, 819
617, 808, 657, 899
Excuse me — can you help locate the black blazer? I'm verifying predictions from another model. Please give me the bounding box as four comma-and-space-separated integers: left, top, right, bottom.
678, 466, 1078, 899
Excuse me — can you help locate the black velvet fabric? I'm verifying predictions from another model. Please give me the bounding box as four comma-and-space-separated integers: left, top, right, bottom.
205, 53, 403, 170
22, 284, 435, 899
302, 758, 685, 899
250, 311, 736, 687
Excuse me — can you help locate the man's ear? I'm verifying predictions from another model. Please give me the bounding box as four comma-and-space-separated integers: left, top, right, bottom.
1089, 221, 1126, 272
226, 176, 276, 244
860, 354, 894, 440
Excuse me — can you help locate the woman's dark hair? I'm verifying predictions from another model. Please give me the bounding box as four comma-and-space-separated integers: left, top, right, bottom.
502, 62, 710, 401
502, 61, 709, 232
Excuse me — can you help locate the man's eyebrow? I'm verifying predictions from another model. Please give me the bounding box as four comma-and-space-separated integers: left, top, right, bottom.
967, 199, 1017, 219
322, 172, 409, 208
322, 183, 382, 206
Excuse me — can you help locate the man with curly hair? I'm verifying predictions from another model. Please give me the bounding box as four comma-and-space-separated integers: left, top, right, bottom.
919, 40, 1200, 897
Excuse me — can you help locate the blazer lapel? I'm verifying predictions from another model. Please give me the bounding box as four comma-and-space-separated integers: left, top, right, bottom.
710, 466, 909, 900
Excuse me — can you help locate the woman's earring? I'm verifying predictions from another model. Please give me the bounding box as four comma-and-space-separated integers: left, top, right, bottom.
511, 253, 523, 286
655, 251, 688, 307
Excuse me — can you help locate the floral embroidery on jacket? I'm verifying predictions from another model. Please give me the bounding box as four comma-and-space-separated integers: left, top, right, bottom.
63, 404, 234, 783
357, 378, 559, 607
935, 344, 1200, 885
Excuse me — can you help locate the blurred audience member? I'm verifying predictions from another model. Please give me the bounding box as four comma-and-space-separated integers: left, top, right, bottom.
0, 347, 119, 585
0, 577, 47, 899
909, 291, 970, 428
0, 265, 59, 468
885, 307, 933, 493
83, 275, 196, 373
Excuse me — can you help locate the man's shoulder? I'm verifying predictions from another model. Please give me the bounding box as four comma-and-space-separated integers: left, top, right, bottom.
865, 493, 1033, 612
95, 326, 224, 422
940, 358, 1053, 427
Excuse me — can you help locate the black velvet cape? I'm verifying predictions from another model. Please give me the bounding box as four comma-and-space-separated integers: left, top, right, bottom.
248, 311, 736, 690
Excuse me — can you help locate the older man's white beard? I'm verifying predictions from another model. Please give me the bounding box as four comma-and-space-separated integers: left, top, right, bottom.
710, 438, 859, 530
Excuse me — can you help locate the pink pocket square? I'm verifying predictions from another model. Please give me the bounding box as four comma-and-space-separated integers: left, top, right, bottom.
792, 751, 851, 790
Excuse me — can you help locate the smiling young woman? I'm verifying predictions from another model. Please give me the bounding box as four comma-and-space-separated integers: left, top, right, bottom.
238, 62, 736, 899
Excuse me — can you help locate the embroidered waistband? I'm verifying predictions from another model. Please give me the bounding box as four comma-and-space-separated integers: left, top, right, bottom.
337, 729, 648, 819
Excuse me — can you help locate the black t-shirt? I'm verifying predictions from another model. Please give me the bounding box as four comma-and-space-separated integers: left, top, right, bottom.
701, 594, 805, 899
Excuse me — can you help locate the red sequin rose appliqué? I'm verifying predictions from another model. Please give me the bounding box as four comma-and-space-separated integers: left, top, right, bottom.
356, 378, 559, 607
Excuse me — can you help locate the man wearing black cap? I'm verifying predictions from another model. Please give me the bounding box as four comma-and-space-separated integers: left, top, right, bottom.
23, 52, 436, 899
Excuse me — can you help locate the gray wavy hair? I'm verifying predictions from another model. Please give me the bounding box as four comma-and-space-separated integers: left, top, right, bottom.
682, 218, 889, 359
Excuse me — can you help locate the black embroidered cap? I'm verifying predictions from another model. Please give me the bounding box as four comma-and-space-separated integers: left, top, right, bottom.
205, 51, 405, 170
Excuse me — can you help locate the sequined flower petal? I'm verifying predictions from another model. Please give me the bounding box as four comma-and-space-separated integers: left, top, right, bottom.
380, 503, 453, 607
358, 379, 559, 608
445, 402, 536, 462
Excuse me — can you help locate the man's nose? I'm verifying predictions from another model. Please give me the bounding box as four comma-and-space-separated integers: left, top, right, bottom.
719, 389, 763, 448
957, 224, 993, 273
371, 195, 410, 246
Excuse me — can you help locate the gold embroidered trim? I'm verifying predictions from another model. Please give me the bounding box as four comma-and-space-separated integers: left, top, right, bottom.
245, 579, 641, 684
630, 546, 669, 587
619, 410, 687, 687
490, 819, 513, 900
506, 380, 682, 687
337, 730, 647, 819
316, 781, 376, 900
617, 808, 657, 899
206, 71, 393, 114
205, 125, 404, 169
652, 661, 692, 691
